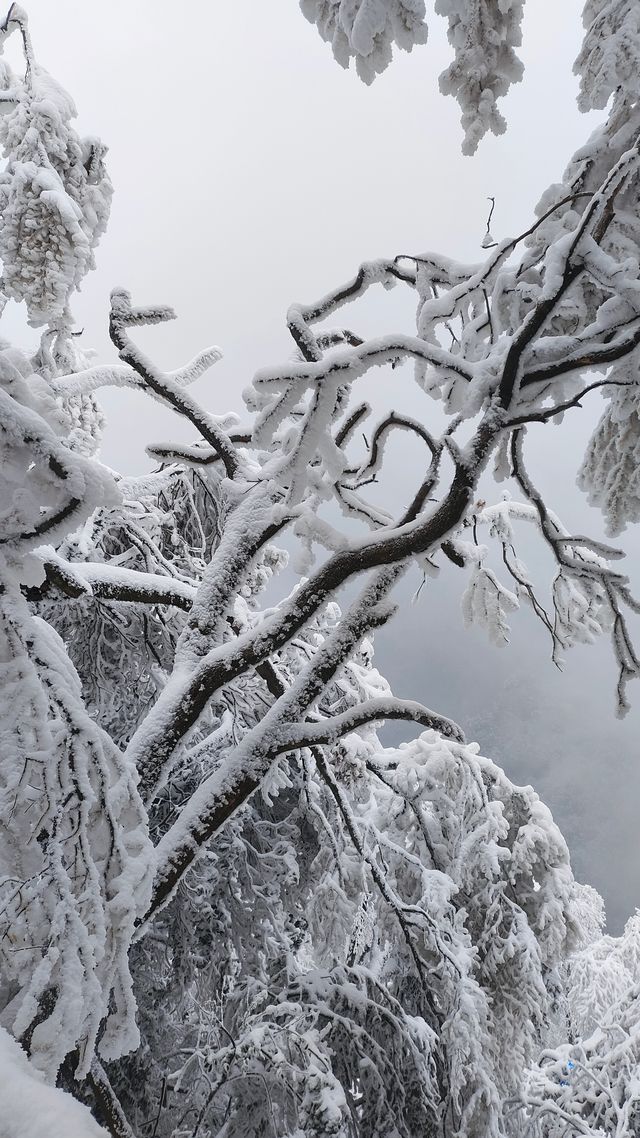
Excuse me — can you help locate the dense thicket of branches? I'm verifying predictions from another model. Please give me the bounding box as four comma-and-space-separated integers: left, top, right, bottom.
1, 3, 640, 1136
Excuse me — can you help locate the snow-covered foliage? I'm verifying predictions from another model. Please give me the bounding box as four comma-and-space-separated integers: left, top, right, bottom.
2, 4, 640, 1137
0, 8, 151, 1123
108, 704, 585, 1138
435, 0, 525, 155
0, 5, 111, 328
300, 0, 525, 152
578, 375, 640, 535
462, 561, 519, 644
518, 914, 640, 1136
565, 909, 640, 1040
299, 0, 429, 82
576, 0, 640, 111
300, 0, 640, 155
0, 590, 152, 1079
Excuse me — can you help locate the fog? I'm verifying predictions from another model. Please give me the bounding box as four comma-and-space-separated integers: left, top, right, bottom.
13, 1, 639, 930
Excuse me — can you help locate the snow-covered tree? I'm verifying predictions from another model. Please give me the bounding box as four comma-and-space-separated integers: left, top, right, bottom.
2, 3, 640, 1137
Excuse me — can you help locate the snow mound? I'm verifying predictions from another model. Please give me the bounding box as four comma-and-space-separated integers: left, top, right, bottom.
0, 1028, 107, 1138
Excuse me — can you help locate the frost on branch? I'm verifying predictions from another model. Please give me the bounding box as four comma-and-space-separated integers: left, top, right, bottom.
0, 345, 117, 578
44, 472, 214, 748
552, 568, 611, 651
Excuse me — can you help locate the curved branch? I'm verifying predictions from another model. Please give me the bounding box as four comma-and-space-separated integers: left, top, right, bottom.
0, 4, 34, 81
254, 333, 473, 395
522, 322, 640, 388
286, 259, 416, 361
49, 363, 145, 397
348, 411, 438, 486
276, 697, 464, 752
168, 346, 222, 387
334, 401, 370, 448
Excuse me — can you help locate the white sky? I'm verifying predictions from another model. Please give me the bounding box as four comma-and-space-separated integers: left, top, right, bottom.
11, 1, 639, 929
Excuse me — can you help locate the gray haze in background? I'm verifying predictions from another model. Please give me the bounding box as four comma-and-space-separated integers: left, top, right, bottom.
11, 2, 639, 930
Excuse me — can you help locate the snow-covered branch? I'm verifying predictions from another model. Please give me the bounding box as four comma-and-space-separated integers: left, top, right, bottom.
109, 289, 243, 480
31, 550, 196, 611
275, 697, 464, 751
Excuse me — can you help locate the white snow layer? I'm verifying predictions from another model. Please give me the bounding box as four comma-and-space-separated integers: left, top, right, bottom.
0, 1027, 107, 1138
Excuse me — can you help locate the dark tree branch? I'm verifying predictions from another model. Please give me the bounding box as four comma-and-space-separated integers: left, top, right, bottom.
109, 290, 242, 479
87, 1061, 136, 1138
25, 557, 196, 612
146, 432, 252, 466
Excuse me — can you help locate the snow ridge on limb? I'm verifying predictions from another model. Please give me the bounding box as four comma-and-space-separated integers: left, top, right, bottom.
109, 289, 241, 481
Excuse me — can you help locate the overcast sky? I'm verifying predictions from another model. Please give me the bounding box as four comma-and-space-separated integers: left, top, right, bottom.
12, 1, 640, 930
